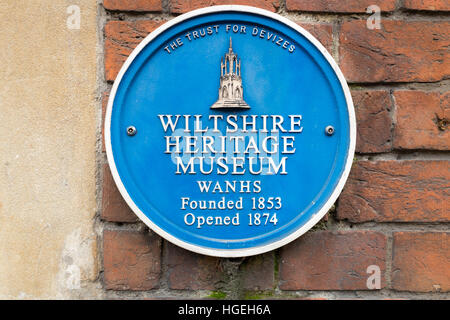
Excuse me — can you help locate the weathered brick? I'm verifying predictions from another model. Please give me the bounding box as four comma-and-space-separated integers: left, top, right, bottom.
170, 0, 279, 13
280, 231, 387, 290
286, 0, 396, 12
101, 91, 109, 153
240, 253, 274, 291
103, 0, 163, 12
337, 161, 450, 223
403, 0, 450, 11
103, 230, 161, 290
339, 21, 450, 83
352, 90, 393, 153
392, 232, 450, 292
105, 20, 165, 81
165, 242, 224, 290
393, 91, 449, 150
297, 22, 333, 53
102, 164, 137, 223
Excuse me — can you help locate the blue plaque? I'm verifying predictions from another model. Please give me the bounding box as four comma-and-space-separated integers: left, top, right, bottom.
105, 6, 356, 257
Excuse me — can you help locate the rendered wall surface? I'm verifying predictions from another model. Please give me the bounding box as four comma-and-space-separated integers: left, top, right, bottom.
0, 0, 100, 299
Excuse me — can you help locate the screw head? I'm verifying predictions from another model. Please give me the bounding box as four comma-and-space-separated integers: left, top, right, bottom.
127, 126, 137, 136
325, 125, 335, 136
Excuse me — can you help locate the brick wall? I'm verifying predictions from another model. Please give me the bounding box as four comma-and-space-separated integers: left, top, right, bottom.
99, 0, 449, 299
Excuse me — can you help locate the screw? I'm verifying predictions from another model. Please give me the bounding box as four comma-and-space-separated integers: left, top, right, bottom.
127, 126, 137, 136
437, 118, 447, 131
325, 125, 334, 136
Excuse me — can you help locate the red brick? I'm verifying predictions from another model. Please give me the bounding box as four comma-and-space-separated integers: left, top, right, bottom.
280, 231, 387, 290
102, 164, 138, 223
103, 230, 161, 290
403, 0, 450, 11
339, 21, 450, 83
105, 20, 165, 81
352, 90, 393, 153
165, 242, 224, 290
297, 22, 333, 53
241, 253, 274, 291
337, 161, 450, 223
170, 0, 279, 13
393, 91, 449, 150
392, 232, 450, 292
103, 0, 163, 12
286, 0, 396, 12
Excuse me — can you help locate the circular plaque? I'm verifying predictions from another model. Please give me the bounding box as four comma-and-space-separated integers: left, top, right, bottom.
105, 6, 356, 257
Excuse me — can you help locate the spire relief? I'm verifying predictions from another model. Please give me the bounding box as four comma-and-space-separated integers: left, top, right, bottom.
210, 38, 250, 109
